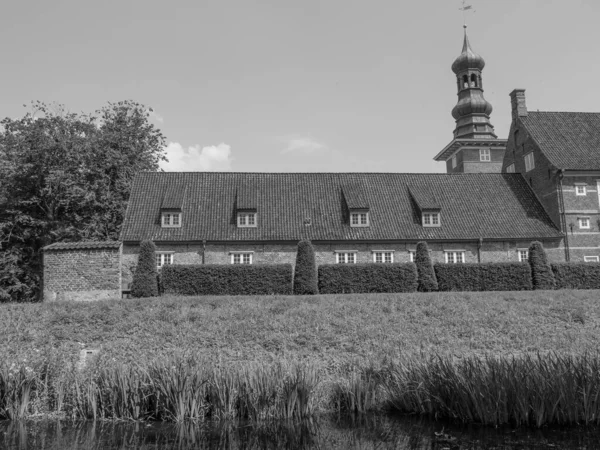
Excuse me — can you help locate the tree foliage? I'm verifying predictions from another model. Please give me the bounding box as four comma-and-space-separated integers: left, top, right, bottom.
0, 101, 166, 301
131, 240, 159, 298
415, 241, 438, 292
528, 241, 556, 290
293, 240, 318, 295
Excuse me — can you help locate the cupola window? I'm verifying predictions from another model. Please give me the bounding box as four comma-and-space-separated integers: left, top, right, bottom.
462, 75, 469, 89
470, 74, 478, 87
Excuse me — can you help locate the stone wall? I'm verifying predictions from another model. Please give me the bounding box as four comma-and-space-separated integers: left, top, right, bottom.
43, 242, 122, 302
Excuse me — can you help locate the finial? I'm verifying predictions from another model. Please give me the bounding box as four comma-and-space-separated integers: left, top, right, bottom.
459, 1, 473, 28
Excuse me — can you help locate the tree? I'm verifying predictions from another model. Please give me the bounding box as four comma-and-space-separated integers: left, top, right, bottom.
0, 101, 166, 301
130, 240, 159, 298
415, 241, 438, 292
528, 241, 556, 290
293, 240, 318, 295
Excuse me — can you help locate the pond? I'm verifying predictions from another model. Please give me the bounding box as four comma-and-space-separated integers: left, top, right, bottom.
2, 414, 600, 449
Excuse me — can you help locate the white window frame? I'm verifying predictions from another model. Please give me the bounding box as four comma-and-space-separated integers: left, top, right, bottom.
524, 152, 535, 172
335, 251, 357, 264
350, 212, 369, 227
409, 251, 416, 262
230, 252, 253, 264
451, 155, 457, 169
479, 148, 491, 162
517, 249, 529, 262
422, 212, 441, 227
578, 217, 591, 229
584, 256, 599, 262
506, 163, 515, 173
237, 212, 257, 228
156, 252, 174, 269
575, 184, 587, 196
161, 212, 182, 228
445, 251, 465, 264
372, 250, 394, 263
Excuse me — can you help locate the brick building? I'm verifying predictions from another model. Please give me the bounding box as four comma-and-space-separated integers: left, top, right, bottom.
501, 89, 600, 262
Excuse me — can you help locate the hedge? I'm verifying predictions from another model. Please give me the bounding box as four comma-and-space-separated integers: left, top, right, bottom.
318, 263, 417, 294
552, 263, 600, 290
130, 240, 159, 298
161, 264, 293, 296
293, 240, 318, 295
434, 262, 532, 292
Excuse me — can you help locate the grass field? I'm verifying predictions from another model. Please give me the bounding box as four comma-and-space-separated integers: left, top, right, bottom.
2, 290, 600, 425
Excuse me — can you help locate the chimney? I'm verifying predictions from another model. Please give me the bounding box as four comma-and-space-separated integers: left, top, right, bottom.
510, 89, 528, 121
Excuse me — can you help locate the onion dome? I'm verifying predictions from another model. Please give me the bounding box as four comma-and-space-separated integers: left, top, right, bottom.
451, 27, 485, 74
451, 91, 493, 120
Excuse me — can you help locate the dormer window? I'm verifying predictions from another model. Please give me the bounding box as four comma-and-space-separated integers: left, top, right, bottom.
422, 212, 440, 227
237, 212, 257, 227
350, 211, 369, 227
161, 212, 182, 228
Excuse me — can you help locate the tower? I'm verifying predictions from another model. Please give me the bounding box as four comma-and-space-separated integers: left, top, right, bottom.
434, 27, 507, 173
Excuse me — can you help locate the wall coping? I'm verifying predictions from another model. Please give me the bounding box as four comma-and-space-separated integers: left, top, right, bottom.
43, 241, 122, 251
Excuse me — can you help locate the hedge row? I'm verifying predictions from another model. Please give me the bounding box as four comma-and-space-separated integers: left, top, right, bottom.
161, 264, 293, 296
318, 263, 417, 294
551, 263, 600, 290
434, 262, 533, 292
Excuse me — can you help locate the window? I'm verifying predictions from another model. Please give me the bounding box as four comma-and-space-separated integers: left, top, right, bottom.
584, 256, 599, 262
578, 218, 591, 229
451, 155, 457, 169
237, 212, 257, 227
480, 149, 491, 162
422, 212, 440, 227
518, 249, 529, 262
506, 164, 515, 173
576, 185, 587, 196
524, 152, 535, 172
336, 252, 357, 264
409, 251, 416, 262
373, 251, 394, 263
231, 252, 252, 264
445, 251, 465, 264
350, 212, 369, 227
156, 252, 174, 269
161, 212, 182, 228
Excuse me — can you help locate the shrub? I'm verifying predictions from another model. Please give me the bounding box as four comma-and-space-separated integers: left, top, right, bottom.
434, 263, 532, 291
551, 263, 600, 290
130, 240, 159, 298
528, 241, 555, 290
161, 264, 293, 296
415, 242, 438, 292
293, 240, 318, 295
318, 263, 417, 294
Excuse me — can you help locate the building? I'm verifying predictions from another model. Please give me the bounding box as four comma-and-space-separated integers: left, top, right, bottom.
501, 89, 600, 262
119, 29, 575, 284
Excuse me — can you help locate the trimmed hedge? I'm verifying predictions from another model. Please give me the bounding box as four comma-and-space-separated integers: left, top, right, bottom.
293, 240, 318, 295
552, 263, 600, 290
161, 264, 293, 296
131, 240, 159, 298
434, 262, 532, 292
318, 263, 417, 294
528, 241, 555, 290
415, 241, 438, 292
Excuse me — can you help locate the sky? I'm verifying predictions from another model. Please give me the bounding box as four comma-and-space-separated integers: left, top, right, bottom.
1, 0, 599, 173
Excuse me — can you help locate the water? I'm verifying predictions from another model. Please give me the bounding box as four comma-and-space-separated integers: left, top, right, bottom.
2, 414, 600, 449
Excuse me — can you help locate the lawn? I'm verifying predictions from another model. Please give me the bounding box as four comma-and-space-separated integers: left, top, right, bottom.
2, 289, 598, 366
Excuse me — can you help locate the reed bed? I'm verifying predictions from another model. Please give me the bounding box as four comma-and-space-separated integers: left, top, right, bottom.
3, 353, 600, 427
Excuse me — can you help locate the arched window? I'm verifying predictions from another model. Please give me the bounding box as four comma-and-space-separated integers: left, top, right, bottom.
470, 74, 478, 87
462, 75, 469, 88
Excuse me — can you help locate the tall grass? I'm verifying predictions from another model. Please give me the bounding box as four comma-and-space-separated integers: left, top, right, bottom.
3, 353, 600, 427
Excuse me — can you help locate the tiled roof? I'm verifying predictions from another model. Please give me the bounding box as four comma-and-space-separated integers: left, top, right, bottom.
121, 172, 562, 242
521, 112, 600, 170
44, 241, 121, 251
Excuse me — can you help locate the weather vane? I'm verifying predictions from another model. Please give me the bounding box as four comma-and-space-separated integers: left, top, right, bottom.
459, 0, 474, 28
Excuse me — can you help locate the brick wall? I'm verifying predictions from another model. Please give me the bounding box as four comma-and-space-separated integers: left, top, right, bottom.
44, 244, 122, 302
122, 239, 564, 286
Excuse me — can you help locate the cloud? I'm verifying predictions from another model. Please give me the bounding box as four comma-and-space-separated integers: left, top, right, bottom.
281, 136, 328, 154
161, 142, 233, 171
147, 108, 164, 123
